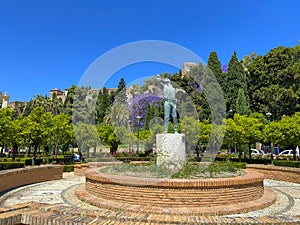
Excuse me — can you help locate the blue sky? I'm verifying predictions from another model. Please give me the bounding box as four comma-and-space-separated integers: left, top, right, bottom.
1, 0, 300, 101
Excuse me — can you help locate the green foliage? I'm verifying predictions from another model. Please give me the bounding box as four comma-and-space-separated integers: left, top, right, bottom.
97, 124, 119, 154
0, 162, 25, 170
115, 78, 127, 104
225, 51, 249, 112
263, 112, 300, 150
99, 161, 244, 179
95, 87, 111, 124
0, 108, 14, 148
273, 160, 300, 168
171, 161, 243, 179
72, 87, 97, 124
180, 116, 199, 153
236, 88, 250, 115
74, 123, 99, 156
247, 45, 300, 120
63, 164, 74, 172
208, 51, 225, 92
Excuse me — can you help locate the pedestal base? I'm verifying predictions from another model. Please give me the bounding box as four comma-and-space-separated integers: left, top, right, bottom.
156, 133, 186, 171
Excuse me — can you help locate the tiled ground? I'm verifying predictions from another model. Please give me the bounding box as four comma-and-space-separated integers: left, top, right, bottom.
0, 172, 299, 224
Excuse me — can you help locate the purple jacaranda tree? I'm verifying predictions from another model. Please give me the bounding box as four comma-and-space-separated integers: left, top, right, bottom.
128, 93, 163, 129
222, 64, 228, 73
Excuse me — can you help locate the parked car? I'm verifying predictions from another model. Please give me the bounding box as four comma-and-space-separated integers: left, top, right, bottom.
251, 149, 265, 156
73, 153, 82, 162
279, 149, 299, 157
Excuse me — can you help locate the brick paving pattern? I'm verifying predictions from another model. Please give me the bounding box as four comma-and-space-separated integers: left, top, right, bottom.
0, 168, 300, 224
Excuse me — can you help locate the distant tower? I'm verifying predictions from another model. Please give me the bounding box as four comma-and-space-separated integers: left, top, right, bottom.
0, 91, 10, 108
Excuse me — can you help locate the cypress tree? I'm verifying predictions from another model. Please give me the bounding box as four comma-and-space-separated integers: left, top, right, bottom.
207, 51, 225, 92
235, 88, 250, 115
95, 87, 110, 124
115, 78, 127, 104
226, 51, 249, 112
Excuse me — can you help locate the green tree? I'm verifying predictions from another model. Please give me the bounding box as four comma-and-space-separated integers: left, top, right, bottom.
0, 108, 13, 156
97, 124, 119, 155
236, 88, 250, 115
225, 51, 248, 112
207, 51, 225, 92
180, 116, 200, 155
247, 45, 300, 119
74, 123, 99, 159
224, 115, 245, 161
72, 87, 97, 124
234, 114, 263, 162
115, 78, 127, 104
50, 114, 73, 157
63, 85, 77, 117
95, 87, 111, 124
20, 107, 52, 164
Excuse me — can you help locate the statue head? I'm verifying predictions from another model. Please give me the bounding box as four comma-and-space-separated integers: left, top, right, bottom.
163, 78, 170, 84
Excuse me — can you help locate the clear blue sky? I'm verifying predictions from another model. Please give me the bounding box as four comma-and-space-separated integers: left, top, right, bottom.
1, 0, 299, 101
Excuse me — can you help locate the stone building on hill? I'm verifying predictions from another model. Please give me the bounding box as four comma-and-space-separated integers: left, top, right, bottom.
0, 91, 9, 108
50, 88, 68, 103
181, 62, 197, 77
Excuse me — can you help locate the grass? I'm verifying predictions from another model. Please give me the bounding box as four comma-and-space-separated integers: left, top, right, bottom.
99, 161, 246, 179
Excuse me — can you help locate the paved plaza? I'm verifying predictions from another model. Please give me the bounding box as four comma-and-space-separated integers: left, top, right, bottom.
0, 172, 300, 224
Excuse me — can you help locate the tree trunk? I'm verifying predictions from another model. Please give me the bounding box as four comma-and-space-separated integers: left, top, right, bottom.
248, 143, 252, 163
87, 147, 90, 158
27, 146, 31, 157
93, 146, 96, 157
12, 144, 18, 161
32, 144, 38, 165
55, 143, 58, 158
238, 144, 242, 162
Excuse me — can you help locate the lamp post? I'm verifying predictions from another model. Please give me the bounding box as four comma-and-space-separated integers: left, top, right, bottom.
234, 141, 237, 155
69, 144, 73, 163
229, 109, 233, 118
136, 116, 141, 154
266, 112, 273, 164
128, 120, 131, 153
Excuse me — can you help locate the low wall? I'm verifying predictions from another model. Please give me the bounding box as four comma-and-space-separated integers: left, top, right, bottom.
0, 165, 63, 193
84, 167, 264, 208
247, 164, 300, 184
74, 162, 121, 176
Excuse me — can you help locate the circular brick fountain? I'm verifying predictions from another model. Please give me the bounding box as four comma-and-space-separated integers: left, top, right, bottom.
76, 166, 276, 215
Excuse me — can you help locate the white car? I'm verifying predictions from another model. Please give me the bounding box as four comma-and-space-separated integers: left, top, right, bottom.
251, 149, 265, 156
279, 149, 299, 157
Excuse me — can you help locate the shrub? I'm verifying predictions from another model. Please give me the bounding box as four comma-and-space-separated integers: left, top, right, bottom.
20, 158, 44, 165
115, 157, 150, 162
0, 162, 25, 170
231, 162, 247, 169
63, 165, 74, 172
273, 160, 300, 168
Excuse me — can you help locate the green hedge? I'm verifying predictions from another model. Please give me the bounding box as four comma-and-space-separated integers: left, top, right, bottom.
0, 162, 25, 170
115, 157, 150, 162
231, 162, 247, 169
215, 155, 272, 165
273, 160, 300, 168
63, 165, 74, 172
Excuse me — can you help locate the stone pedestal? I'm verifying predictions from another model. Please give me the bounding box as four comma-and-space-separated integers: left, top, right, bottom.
156, 133, 186, 171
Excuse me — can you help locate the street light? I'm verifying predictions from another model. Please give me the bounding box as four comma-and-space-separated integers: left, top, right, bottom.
266, 112, 273, 163
128, 120, 131, 153
229, 109, 234, 118
266, 112, 272, 120
69, 144, 73, 163
136, 116, 141, 154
